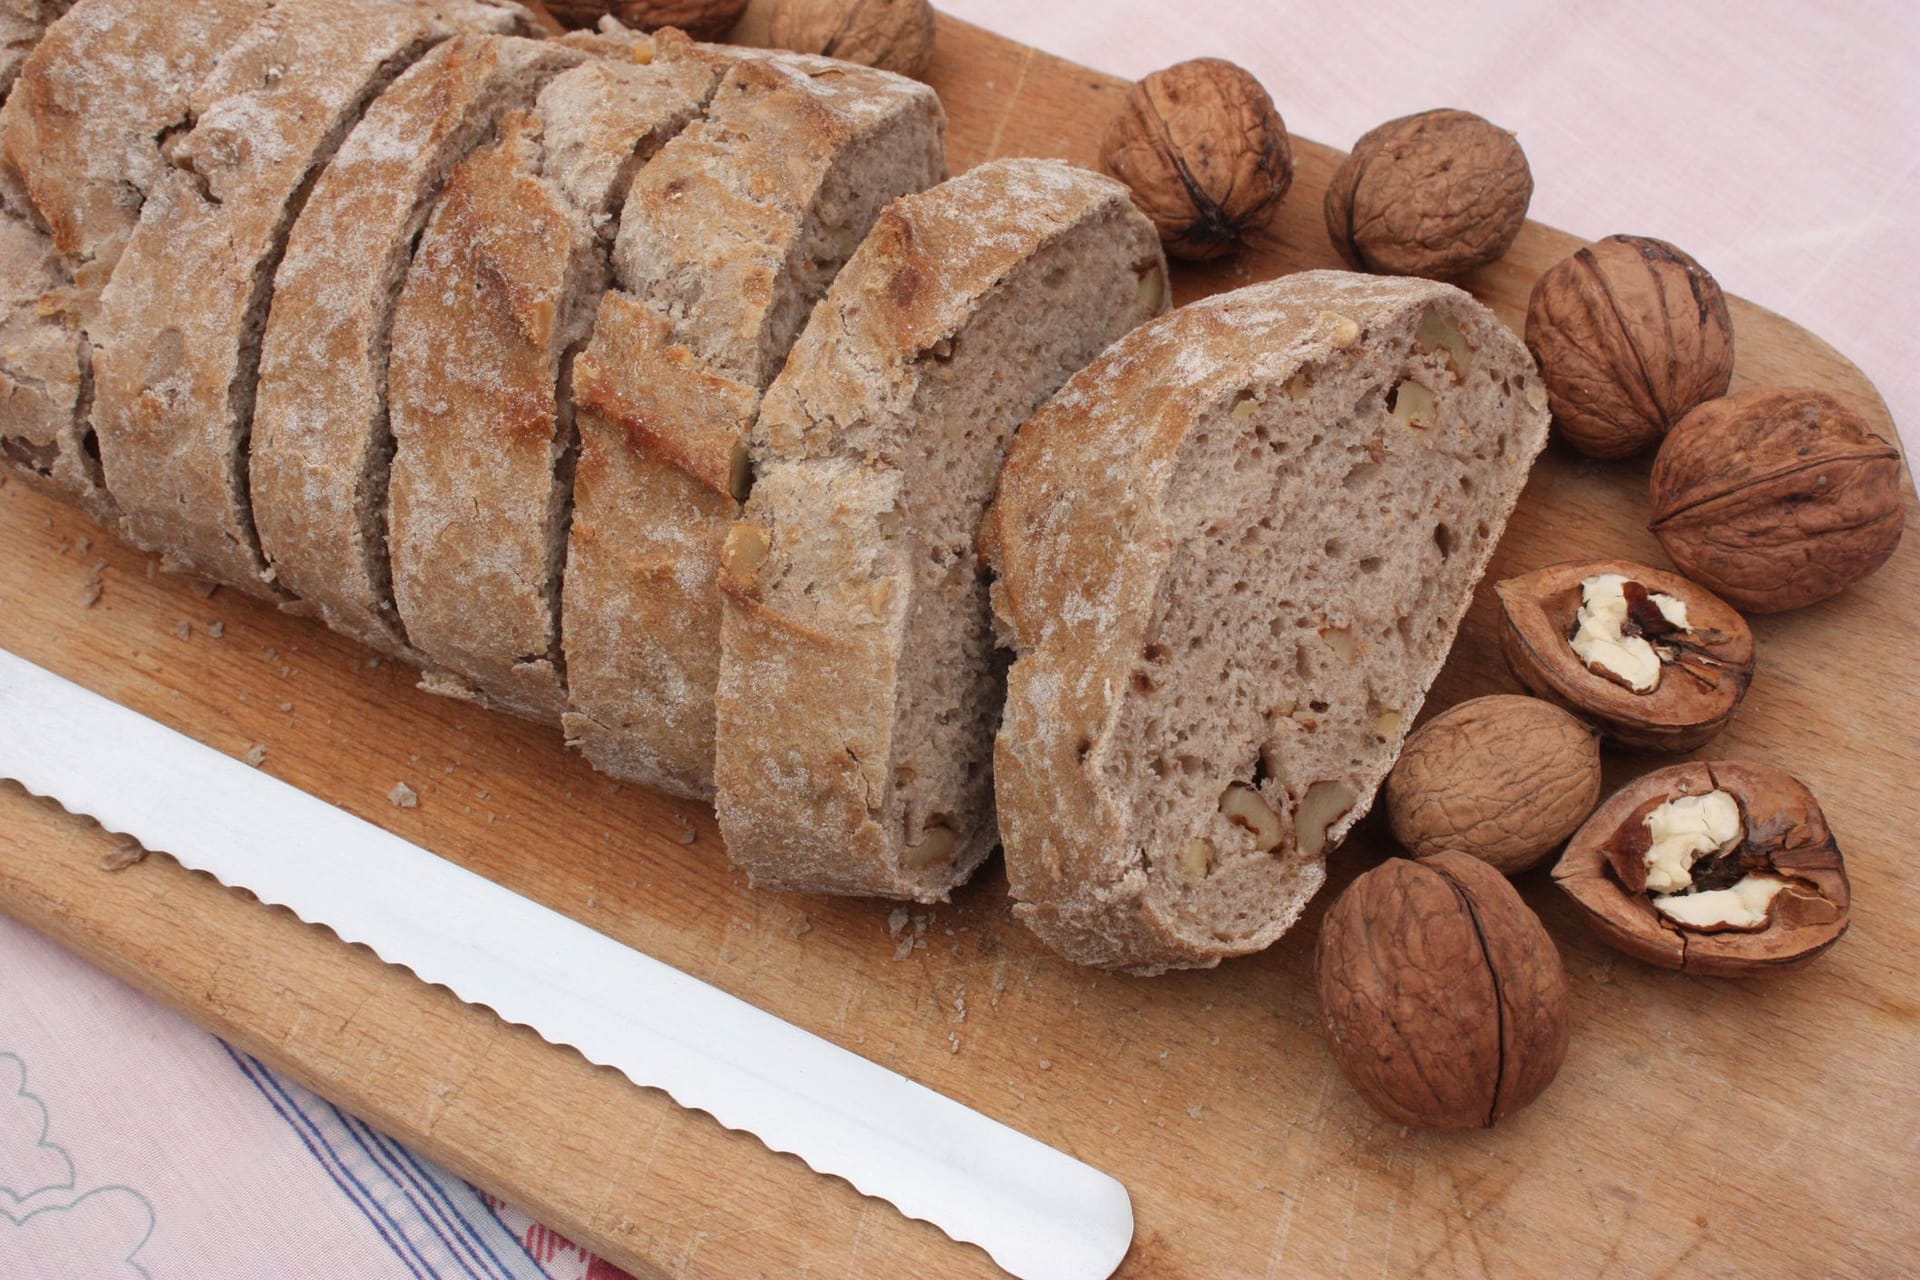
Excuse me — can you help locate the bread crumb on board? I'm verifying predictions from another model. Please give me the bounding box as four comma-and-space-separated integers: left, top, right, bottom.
97, 834, 148, 872
243, 743, 267, 768
388, 782, 419, 809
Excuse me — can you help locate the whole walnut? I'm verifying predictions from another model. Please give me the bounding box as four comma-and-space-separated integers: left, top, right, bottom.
1317, 852, 1570, 1129
1526, 235, 1734, 459
1324, 108, 1530, 280
1100, 58, 1293, 262
768, 0, 936, 79
1384, 695, 1601, 874
544, 0, 748, 41
1650, 386, 1905, 612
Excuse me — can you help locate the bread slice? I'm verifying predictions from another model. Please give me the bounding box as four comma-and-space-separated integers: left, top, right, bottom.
713, 158, 1166, 901
561, 53, 945, 799
1, 0, 270, 292
251, 33, 586, 653
0, 204, 85, 492
0, 0, 271, 517
986, 271, 1551, 972
387, 44, 729, 721
88, 0, 467, 596
0, 1, 71, 103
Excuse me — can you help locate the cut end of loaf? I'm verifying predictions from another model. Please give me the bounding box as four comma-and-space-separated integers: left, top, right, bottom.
992, 271, 1551, 973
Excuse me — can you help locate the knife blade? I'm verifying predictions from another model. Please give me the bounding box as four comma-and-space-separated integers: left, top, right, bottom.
0, 647, 1133, 1279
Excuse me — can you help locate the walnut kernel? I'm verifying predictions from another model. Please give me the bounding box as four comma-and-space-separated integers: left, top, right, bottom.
1555, 761, 1850, 976
1496, 559, 1755, 751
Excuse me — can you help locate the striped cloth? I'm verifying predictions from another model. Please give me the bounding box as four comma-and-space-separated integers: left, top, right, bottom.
0, 911, 627, 1280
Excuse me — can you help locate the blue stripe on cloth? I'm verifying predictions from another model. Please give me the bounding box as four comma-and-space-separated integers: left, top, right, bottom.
346, 1108, 527, 1279
219, 1043, 543, 1278
369, 1122, 536, 1279
220, 1042, 436, 1280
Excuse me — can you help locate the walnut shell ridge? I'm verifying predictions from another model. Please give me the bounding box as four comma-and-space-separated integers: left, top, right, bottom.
1385, 695, 1601, 874
1650, 387, 1906, 613
1100, 58, 1293, 261
1525, 235, 1733, 459
1317, 852, 1570, 1129
546, 0, 748, 42
768, 0, 936, 79
1324, 108, 1531, 280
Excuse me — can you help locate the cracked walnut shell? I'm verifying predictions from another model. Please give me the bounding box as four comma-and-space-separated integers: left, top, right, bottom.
768, 0, 936, 78
1384, 695, 1601, 875
1496, 560, 1755, 751
1554, 761, 1850, 976
1650, 387, 1906, 613
1324, 108, 1531, 280
1100, 58, 1293, 261
1525, 235, 1734, 459
1318, 852, 1570, 1129
544, 0, 748, 41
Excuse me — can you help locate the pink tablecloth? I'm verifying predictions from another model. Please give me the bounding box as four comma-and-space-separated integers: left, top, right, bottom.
4, 3, 1914, 1277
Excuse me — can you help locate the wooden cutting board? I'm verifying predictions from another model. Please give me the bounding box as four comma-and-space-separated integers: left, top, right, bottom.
3, 13, 1916, 1278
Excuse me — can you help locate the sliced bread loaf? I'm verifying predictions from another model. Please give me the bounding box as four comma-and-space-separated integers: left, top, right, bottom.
90, 0, 459, 595
561, 53, 945, 799
0, 0, 270, 517
387, 44, 728, 720
986, 271, 1551, 972
713, 158, 1166, 901
251, 33, 586, 653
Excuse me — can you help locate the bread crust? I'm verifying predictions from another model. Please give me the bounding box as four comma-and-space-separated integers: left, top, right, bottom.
0, 203, 87, 503
387, 52, 722, 721
0, 0, 270, 518
251, 33, 585, 653
715, 158, 1165, 901
0, 2, 72, 114
989, 271, 1551, 971
560, 53, 944, 799
92, 0, 447, 595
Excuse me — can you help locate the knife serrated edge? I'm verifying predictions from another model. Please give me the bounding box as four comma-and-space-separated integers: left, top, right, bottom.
0, 648, 1134, 1280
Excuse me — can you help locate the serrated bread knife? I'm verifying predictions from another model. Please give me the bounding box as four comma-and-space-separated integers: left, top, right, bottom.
0, 648, 1133, 1279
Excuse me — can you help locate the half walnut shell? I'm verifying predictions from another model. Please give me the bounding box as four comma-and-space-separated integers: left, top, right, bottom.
1495, 559, 1754, 751
1553, 761, 1850, 977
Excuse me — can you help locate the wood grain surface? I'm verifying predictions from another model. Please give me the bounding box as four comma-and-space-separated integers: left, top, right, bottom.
3, 13, 1917, 1279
